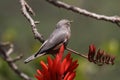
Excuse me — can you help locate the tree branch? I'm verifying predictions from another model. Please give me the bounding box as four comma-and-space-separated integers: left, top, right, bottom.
66, 47, 88, 59
7, 54, 23, 63
0, 42, 33, 80
46, 0, 120, 27
20, 0, 45, 43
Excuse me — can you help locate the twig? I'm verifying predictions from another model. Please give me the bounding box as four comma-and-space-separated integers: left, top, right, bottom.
0, 43, 32, 80
0, 42, 11, 46
0, 42, 13, 56
20, 0, 45, 43
6, 43, 14, 56
46, 0, 120, 27
24, 0, 35, 16
66, 47, 88, 59
8, 54, 23, 63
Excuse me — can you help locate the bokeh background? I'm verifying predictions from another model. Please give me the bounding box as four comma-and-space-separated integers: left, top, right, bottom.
0, 0, 120, 80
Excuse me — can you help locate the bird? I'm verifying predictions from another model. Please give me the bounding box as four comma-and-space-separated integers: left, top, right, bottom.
24, 19, 72, 63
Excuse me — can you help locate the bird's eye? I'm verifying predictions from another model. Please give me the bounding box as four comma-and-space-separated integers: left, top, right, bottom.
65, 22, 70, 26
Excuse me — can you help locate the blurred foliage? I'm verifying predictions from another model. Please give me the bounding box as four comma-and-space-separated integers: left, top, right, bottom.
0, 0, 120, 80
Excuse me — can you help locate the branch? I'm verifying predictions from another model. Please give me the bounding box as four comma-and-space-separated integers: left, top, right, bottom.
20, 0, 45, 43
0, 42, 33, 80
46, 0, 120, 27
8, 54, 23, 63
66, 47, 88, 59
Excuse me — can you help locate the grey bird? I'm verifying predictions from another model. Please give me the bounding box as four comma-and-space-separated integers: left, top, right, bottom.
24, 19, 72, 63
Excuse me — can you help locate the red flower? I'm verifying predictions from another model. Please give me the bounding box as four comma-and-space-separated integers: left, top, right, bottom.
35, 45, 79, 80
88, 44, 115, 66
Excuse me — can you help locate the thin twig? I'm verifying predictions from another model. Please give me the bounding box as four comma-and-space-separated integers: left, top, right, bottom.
9, 55, 23, 63
24, 0, 35, 16
0, 43, 32, 80
0, 42, 13, 56
46, 0, 120, 27
0, 42, 11, 46
20, 0, 45, 43
66, 47, 88, 59
6, 43, 14, 56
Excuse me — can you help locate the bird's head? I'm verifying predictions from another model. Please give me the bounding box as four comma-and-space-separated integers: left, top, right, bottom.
56, 19, 73, 29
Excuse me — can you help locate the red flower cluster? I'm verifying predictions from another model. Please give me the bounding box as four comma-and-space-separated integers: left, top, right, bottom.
35, 45, 79, 80
88, 44, 115, 66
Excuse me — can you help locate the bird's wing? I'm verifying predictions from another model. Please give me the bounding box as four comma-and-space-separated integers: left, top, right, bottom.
38, 28, 67, 54
24, 28, 68, 63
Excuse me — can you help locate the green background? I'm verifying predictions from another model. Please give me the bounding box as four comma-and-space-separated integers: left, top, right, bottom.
0, 0, 120, 80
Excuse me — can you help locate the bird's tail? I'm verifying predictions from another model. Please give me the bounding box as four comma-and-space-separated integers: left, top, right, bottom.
24, 52, 46, 64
